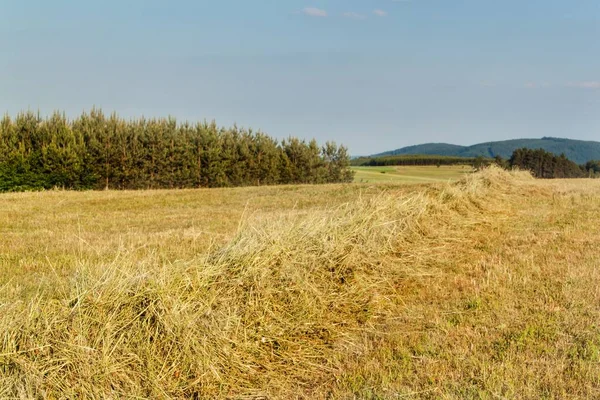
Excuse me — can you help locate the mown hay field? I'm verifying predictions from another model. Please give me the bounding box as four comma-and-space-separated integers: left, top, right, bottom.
1, 168, 600, 399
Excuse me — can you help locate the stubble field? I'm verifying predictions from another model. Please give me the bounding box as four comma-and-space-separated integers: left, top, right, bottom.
1, 167, 600, 399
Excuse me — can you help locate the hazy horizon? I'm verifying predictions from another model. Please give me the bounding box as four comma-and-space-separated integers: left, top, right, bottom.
2, 0, 599, 155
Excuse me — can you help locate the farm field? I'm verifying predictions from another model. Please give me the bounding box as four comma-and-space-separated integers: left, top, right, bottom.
0, 183, 410, 292
352, 165, 473, 183
2, 168, 600, 398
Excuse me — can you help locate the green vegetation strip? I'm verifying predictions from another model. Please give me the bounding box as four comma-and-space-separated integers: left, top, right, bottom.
0, 110, 353, 192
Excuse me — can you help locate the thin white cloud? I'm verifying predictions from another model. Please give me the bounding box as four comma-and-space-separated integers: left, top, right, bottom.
568, 81, 600, 89
373, 9, 388, 17
524, 82, 551, 89
343, 11, 367, 20
527, 81, 600, 89
303, 7, 327, 17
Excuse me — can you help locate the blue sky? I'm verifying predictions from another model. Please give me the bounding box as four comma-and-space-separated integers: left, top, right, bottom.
1, 0, 599, 155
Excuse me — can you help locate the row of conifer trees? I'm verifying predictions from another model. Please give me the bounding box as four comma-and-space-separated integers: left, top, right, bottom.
0, 110, 354, 191
351, 154, 491, 167
508, 148, 587, 179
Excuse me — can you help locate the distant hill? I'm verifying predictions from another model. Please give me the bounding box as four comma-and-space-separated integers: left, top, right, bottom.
374, 137, 600, 165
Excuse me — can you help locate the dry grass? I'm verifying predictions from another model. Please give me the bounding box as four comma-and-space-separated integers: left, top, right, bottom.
1, 167, 600, 398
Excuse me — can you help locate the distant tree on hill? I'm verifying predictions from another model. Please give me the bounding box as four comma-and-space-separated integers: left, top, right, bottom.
584, 160, 600, 178
473, 156, 486, 170
493, 155, 508, 169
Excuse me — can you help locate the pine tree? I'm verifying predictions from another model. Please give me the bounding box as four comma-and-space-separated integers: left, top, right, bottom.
0, 110, 355, 191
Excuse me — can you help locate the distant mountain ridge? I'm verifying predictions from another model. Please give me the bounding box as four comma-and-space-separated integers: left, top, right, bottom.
374, 137, 600, 165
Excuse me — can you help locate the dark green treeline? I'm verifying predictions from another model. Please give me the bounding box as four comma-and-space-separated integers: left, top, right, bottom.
508, 148, 586, 179
350, 154, 492, 167
0, 110, 354, 191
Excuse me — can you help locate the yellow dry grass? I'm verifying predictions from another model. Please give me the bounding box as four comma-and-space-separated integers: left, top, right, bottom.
1, 167, 600, 399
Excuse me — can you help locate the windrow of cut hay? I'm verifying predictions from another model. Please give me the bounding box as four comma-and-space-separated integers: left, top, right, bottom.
0, 167, 534, 398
